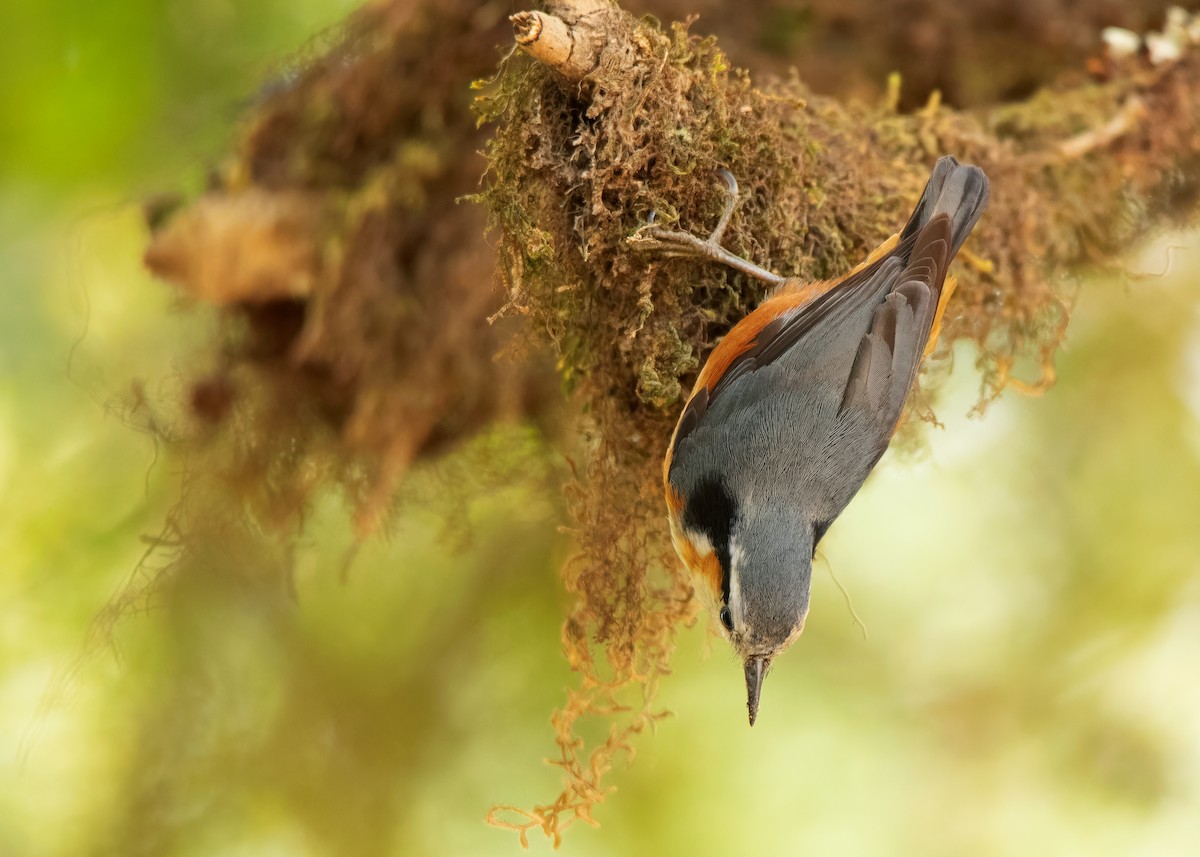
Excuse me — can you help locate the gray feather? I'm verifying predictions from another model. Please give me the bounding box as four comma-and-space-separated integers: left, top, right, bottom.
668, 157, 989, 658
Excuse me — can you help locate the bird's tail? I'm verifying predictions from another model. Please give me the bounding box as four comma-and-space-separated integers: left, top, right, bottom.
899, 156, 990, 259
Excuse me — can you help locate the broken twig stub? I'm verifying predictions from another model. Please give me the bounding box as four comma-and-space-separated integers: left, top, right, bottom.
510, 0, 615, 80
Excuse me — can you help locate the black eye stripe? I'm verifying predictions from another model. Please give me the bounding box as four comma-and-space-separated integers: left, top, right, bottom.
682, 475, 737, 608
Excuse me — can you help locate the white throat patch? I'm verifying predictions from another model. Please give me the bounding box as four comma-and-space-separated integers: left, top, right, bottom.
728, 534, 746, 626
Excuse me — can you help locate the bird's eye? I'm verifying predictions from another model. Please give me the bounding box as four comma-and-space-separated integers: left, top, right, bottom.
719, 606, 734, 631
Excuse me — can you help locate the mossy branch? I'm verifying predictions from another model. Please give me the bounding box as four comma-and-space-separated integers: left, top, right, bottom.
487, 5, 1200, 418
477, 2, 1200, 841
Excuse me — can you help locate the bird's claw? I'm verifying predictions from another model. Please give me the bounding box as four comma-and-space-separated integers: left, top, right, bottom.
709, 167, 738, 247
629, 168, 783, 287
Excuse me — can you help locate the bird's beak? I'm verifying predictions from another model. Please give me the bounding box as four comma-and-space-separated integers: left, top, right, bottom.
744, 655, 769, 726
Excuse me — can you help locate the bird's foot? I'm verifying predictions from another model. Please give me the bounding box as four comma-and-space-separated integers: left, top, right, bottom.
629, 169, 785, 287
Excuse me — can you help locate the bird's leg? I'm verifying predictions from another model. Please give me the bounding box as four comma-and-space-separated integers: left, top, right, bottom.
631, 169, 786, 287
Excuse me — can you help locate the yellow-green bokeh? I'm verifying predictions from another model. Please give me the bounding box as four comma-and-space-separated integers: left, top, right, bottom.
2, 2, 1199, 856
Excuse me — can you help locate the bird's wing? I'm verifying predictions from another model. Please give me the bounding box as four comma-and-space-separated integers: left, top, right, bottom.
667, 239, 916, 472
837, 214, 953, 462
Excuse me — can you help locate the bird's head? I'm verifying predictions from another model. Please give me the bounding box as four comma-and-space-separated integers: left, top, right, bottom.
669, 479, 817, 725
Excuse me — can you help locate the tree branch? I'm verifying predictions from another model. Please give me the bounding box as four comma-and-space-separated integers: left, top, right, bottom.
485, 4, 1200, 415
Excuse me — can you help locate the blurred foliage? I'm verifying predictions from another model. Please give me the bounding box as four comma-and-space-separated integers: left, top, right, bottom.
1, 2, 1199, 857
628, 0, 1185, 109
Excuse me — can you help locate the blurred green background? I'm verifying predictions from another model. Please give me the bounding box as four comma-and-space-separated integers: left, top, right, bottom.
3, 2, 1200, 856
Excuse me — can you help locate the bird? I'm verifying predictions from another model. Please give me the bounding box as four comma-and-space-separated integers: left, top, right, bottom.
655, 156, 989, 726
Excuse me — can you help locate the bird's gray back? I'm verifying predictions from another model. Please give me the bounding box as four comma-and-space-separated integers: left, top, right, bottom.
671, 288, 891, 523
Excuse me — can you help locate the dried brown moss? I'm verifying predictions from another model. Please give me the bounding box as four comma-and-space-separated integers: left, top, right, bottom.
476, 2, 1200, 840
